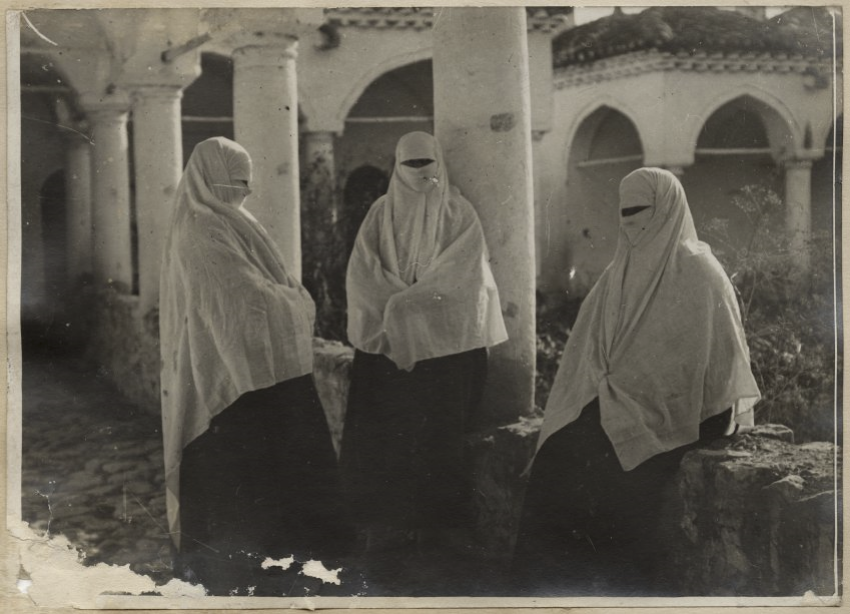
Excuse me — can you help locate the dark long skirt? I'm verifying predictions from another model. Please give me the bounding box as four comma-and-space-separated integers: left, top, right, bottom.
176, 374, 354, 596
513, 399, 732, 596
340, 348, 487, 530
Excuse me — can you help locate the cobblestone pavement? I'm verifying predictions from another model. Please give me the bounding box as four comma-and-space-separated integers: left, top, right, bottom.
18, 348, 509, 597
21, 348, 173, 584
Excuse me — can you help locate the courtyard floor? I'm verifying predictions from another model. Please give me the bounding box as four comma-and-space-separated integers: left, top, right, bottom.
18, 344, 510, 598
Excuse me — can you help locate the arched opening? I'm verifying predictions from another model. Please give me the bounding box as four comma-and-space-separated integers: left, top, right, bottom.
182, 53, 234, 165
686, 96, 784, 251
336, 60, 433, 184
20, 58, 67, 334
40, 170, 68, 307
23, 170, 68, 352
301, 60, 431, 341
561, 106, 643, 292
342, 165, 390, 257
301, 164, 389, 344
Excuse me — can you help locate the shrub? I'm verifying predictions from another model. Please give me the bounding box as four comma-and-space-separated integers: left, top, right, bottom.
701, 184, 839, 442
300, 157, 350, 343
534, 293, 581, 413
534, 184, 840, 443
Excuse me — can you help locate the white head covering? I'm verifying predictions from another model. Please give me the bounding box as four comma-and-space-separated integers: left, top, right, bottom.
537, 167, 759, 471
159, 137, 316, 546
346, 131, 508, 369
386, 131, 448, 284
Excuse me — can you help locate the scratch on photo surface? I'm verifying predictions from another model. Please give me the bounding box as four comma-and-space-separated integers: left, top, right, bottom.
34, 481, 56, 536
22, 12, 58, 46
22, 116, 95, 145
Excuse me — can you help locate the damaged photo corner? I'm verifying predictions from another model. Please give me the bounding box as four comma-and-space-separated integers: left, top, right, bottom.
4, 0, 845, 611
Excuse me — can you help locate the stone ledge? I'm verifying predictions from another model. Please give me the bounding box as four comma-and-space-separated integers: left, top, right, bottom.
312, 338, 354, 455
669, 425, 839, 596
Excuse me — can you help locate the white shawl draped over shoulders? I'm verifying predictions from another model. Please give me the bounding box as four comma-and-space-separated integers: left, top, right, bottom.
537, 167, 759, 471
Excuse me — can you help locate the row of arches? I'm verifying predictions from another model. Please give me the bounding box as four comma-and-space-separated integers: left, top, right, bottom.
23, 51, 841, 341
551, 94, 841, 292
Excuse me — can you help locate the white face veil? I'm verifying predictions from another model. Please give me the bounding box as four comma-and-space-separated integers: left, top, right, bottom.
386, 131, 451, 285
537, 168, 759, 472
618, 171, 656, 245
179, 136, 253, 211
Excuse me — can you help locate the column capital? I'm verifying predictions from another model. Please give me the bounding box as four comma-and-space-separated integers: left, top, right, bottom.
120, 59, 200, 95
784, 158, 815, 171
205, 7, 321, 53
129, 83, 185, 105
300, 118, 346, 136
80, 91, 132, 121
232, 39, 299, 66
644, 155, 692, 172
663, 165, 686, 177
304, 130, 335, 144
61, 121, 93, 146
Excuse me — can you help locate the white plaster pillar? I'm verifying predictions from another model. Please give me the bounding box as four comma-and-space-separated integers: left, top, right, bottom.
784, 159, 813, 274
64, 130, 93, 284
527, 30, 554, 135
233, 38, 302, 278
532, 130, 547, 280
303, 130, 338, 223
130, 84, 184, 314
527, 23, 554, 283
433, 7, 536, 424
85, 99, 134, 292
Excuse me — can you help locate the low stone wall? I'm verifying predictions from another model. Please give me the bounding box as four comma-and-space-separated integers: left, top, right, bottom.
86, 293, 360, 425
467, 416, 541, 562
85, 302, 839, 595
306, 340, 539, 560
86, 289, 161, 414
667, 424, 839, 596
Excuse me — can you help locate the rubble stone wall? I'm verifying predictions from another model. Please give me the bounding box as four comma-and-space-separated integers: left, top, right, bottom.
86, 313, 839, 595
86, 290, 161, 413
666, 424, 839, 596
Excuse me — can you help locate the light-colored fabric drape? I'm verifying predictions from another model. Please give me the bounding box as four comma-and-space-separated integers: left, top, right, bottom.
537, 167, 759, 471
346, 132, 508, 369
159, 137, 315, 545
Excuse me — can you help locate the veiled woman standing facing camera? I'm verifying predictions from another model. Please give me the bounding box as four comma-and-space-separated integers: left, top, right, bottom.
514, 167, 760, 596
341, 132, 508, 573
159, 137, 351, 596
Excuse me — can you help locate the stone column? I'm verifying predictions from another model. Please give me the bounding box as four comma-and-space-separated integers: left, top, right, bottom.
130, 84, 184, 314
663, 165, 686, 177
64, 129, 93, 284
532, 130, 546, 280
303, 130, 338, 223
233, 38, 302, 279
433, 7, 536, 425
85, 99, 134, 292
785, 159, 813, 275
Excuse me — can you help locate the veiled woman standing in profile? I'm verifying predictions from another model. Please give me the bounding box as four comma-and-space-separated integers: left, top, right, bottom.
514, 167, 760, 596
341, 132, 508, 578
159, 137, 352, 596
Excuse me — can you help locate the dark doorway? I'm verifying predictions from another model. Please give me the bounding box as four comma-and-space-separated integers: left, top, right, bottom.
341, 165, 389, 257
24, 170, 69, 353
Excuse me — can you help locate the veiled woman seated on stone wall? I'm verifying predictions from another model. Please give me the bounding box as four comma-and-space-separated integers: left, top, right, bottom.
513, 167, 760, 596
159, 137, 352, 596
341, 131, 508, 580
